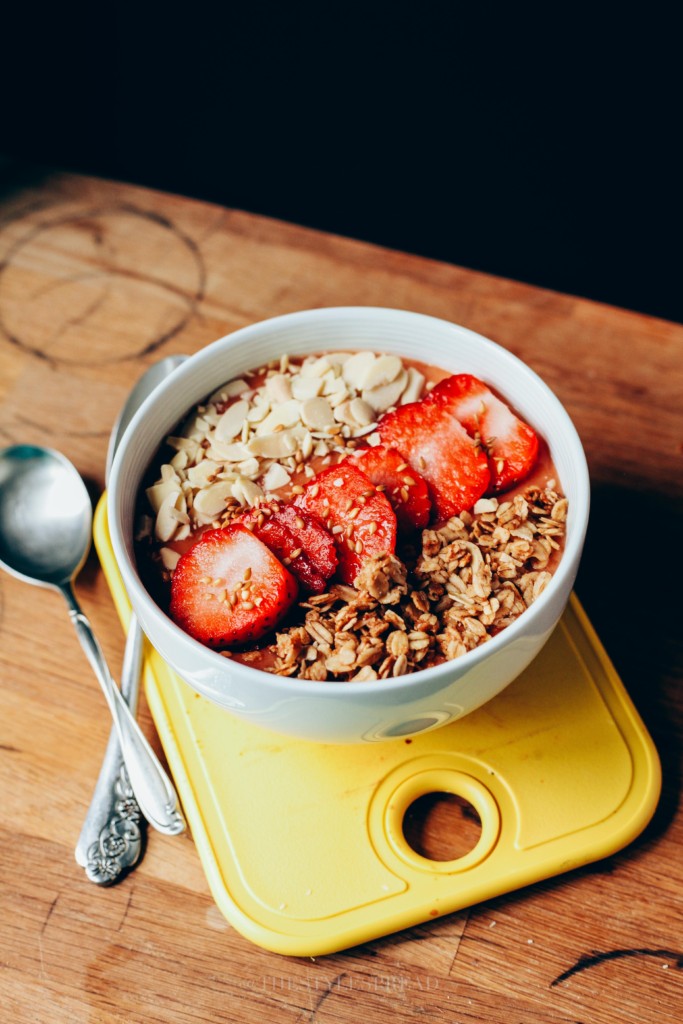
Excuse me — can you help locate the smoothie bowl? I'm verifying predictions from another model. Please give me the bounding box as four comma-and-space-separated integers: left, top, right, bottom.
108, 307, 590, 743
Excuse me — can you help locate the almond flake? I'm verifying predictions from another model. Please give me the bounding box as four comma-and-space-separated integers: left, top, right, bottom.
236, 457, 260, 478
257, 399, 302, 434
265, 373, 293, 403
159, 547, 181, 571
186, 460, 222, 487
166, 436, 201, 458
193, 480, 235, 518
362, 354, 402, 390
349, 397, 376, 426
362, 368, 408, 412
206, 440, 251, 462
248, 430, 299, 458
400, 367, 427, 405
146, 477, 182, 515
291, 376, 324, 401
301, 356, 332, 379
246, 401, 271, 424
207, 379, 249, 403
263, 462, 291, 491
341, 350, 376, 390
301, 396, 335, 430
215, 400, 250, 441
155, 491, 184, 542
231, 477, 264, 507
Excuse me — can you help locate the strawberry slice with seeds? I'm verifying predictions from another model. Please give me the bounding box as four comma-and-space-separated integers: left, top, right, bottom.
347, 444, 431, 531
275, 504, 338, 589
236, 502, 337, 594
169, 524, 298, 648
293, 463, 397, 585
377, 396, 490, 522
429, 374, 539, 493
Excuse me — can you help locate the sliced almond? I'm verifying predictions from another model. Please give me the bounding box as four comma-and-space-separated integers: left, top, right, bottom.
291, 375, 324, 401
349, 397, 376, 426
169, 450, 188, 472
207, 378, 249, 403
185, 414, 212, 442
332, 399, 357, 425
168, 504, 189, 524
248, 429, 299, 458
399, 366, 426, 404
301, 430, 314, 459
362, 368, 408, 411
321, 373, 348, 397
236, 457, 260, 478
263, 462, 291, 491
362, 354, 402, 390
326, 390, 349, 409
246, 400, 271, 423
257, 399, 302, 434
146, 477, 182, 515
349, 422, 379, 438
231, 477, 263, 507
166, 436, 201, 459
159, 546, 181, 571
265, 373, 293, 403
193, 480, 235, 518
300, 396, 335, 430
341, 350, 376, 390
215, 399, 250, 441
155, 491, 183, 542
300, 356, 332, 378
206, 439, 251, 462
201, 409, 221, 428
186, 460, 222, 487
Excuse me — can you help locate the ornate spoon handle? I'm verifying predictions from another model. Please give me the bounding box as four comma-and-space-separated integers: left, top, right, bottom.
75, 616, 146, 884
63, 586, 185, 835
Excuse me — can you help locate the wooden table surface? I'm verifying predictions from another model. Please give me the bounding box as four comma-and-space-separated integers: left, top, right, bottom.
1, 172, 681, 1024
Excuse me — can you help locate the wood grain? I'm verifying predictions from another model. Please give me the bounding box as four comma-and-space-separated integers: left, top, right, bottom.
0, 172, 681, 1023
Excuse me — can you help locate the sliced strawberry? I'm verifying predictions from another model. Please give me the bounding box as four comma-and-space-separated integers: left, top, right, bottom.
377, 396, 490, 522
429, 374, 539, 493
275, 504, 338, 587
293, 463, 397, 585
347, 444, 431, 531
169, 524, 298, 648
236, 503, 337, 594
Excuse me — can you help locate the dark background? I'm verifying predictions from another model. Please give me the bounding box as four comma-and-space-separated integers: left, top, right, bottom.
3, 7, 681, 324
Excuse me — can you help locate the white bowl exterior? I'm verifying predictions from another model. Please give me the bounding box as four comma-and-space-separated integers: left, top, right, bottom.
109, 307, 590, 743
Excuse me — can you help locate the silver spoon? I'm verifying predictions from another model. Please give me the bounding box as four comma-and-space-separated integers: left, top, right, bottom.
76, 355, 187, 883
0, 444, 185, 840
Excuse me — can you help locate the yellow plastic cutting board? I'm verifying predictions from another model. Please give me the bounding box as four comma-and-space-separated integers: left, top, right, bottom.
94, 497, 660, 956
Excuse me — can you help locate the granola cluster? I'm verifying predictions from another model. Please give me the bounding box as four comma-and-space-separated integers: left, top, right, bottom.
270, 481, 567, 681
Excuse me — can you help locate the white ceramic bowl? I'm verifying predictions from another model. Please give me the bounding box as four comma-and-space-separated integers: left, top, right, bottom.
109, 307, 590, 743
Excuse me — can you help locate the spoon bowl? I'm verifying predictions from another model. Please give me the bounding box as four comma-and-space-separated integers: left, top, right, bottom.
0, 445, 92, 586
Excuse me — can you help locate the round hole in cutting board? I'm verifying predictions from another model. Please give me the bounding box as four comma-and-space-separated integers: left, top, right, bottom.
402, 792, 482, 862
